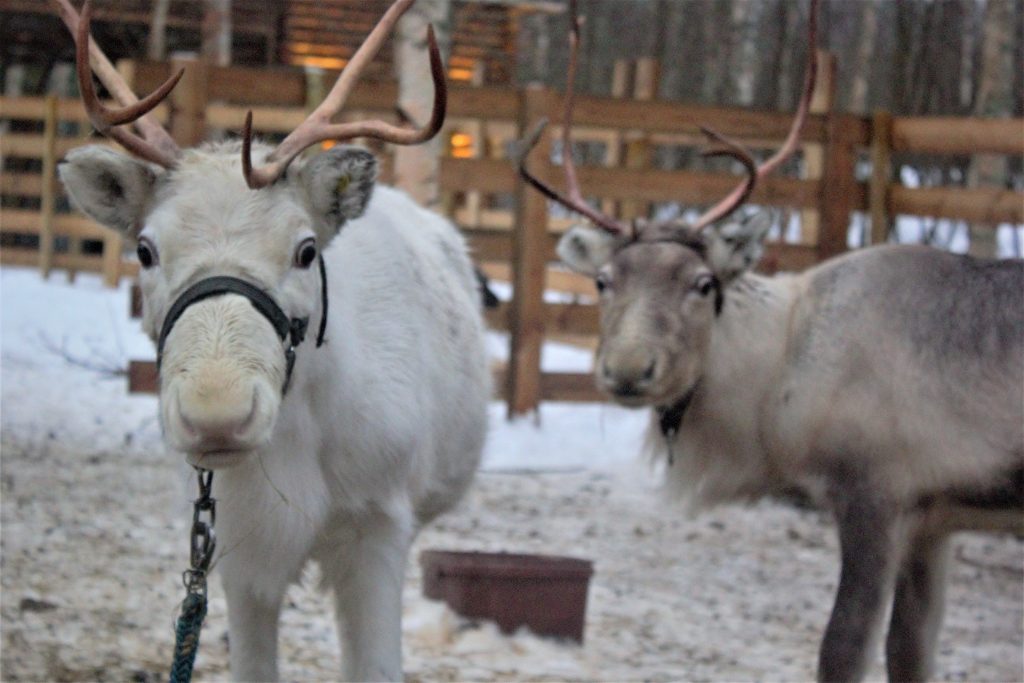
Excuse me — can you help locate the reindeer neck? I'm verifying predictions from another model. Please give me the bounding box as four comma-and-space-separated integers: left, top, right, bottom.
705, 272, 800, 396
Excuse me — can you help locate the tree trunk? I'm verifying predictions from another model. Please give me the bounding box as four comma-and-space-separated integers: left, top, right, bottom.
147, 0, 171, 61
968, 0, 1013, 257
202, 0, 231, 67
849, 0, 878, 113
394, 0, 451, 209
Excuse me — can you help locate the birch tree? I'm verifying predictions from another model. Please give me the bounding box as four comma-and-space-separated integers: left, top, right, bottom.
394, 0, 451, 208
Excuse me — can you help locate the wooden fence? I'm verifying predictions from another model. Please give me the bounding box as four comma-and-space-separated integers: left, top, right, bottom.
1, 95, 143, 285
2, 57, 1021, 411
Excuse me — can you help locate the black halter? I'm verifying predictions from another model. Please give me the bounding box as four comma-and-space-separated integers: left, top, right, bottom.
656, 381, 700, 466
156, 255, 328, 394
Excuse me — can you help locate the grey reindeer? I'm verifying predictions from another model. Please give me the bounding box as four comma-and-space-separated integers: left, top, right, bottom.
518, 1, 1023, 681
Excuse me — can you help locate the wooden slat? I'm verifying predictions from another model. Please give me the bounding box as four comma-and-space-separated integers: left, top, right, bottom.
540, 372, 604, 402
892, 117, 1024, 156
563, 96, 840, 143
761, 243, 821, 274
0, 96, 169, 124
890, 186, 1024, 224
485, 301, 600, 337
2, 210, 112, 240
0, 134, 113, 159
441, 158, 517, 194
128, 360, 159, 394
1, 172, 45, 197
1, 248, 105, 273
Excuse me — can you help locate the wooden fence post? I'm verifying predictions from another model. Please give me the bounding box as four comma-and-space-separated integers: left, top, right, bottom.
38, 95, 58, 280
800, 50, 835, 246
507, 85, 553, 417
620, 58, 659, 223
817, 116, 860, 260
869, 110, 893, 245
170, 56, 208, 146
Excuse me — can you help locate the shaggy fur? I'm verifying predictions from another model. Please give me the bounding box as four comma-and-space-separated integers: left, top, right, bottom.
59, 141, 490, 681
558, 216, 1023, 683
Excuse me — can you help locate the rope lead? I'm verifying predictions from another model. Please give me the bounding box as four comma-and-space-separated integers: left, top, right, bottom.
170, 591, 208, 683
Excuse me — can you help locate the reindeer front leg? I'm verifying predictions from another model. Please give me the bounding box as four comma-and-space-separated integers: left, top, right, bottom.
818, 478, 902, 683
221, 573, 285, 682
885, 523, 950, 682
327, 509, 414, 682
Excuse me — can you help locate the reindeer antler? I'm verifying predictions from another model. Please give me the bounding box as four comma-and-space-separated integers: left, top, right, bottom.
242, 0, 447, 189
54, 0, 184, 168
518, 0, 819, 236
690, 0, 819, 231
516, 0, 631, 236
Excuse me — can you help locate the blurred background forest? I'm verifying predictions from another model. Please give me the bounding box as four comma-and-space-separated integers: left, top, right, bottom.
1, 0, 1021, 257
3, 0, 1020, 118
517, 0, 1022, 119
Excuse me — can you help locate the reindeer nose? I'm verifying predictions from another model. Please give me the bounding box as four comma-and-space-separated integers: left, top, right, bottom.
601, 353, 658, 398
176, 390, 259, 443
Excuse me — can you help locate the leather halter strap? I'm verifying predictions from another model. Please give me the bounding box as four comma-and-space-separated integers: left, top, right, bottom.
156, 257, 328, 394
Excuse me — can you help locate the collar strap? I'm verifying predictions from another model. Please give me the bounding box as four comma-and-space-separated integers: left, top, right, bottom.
157, 275, 311, 394
315, 254, 328, 348
657, 381, 700, 441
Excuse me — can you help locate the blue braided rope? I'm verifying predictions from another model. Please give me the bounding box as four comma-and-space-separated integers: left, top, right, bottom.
169, 591, 208, 683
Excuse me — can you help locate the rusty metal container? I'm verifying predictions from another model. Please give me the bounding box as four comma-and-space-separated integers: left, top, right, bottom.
420, 549, 594, 643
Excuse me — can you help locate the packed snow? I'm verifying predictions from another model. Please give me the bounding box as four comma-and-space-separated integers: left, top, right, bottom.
2, 266, 1021, 682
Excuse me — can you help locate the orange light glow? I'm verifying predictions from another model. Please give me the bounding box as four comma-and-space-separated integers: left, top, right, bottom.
321, 140, 337, 150
450, 133, 473, 148
448, 68, 474, 82
293, 55, 349, 70
451, 147, 474, 159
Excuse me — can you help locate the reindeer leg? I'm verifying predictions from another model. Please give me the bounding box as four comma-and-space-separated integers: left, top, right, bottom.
885, 524, 950, 682
818, 478, 902, 683
222, 574, 284, 682
327, 508, 414, 682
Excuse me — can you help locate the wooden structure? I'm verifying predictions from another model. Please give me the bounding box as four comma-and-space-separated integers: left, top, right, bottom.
0, 94, 142, 285
1, 0, 282, 64
2, 57, 1021, 410
283, 0, 526, 85
2, 1, 537, 79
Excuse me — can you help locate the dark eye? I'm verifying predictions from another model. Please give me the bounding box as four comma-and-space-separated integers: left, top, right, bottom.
136, 237, 158, 268
294, 238, 317, 269
694, 274, 716, 297
595, 273, 611, 294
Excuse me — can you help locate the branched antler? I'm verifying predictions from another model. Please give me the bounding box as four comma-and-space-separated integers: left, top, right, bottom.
516, 0, 631, 236
54, 0, 184, 167
517, 0, 819, 236
242, 0, 448, 189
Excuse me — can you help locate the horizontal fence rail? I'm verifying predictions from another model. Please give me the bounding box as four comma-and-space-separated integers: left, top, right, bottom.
2, 56, 1021, 411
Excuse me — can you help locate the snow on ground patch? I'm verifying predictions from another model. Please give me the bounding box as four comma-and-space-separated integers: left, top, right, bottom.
2, 266, 1022, 681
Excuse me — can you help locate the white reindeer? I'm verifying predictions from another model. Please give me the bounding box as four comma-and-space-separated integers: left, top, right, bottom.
521, 1, 1023, 681
54, 1, 489, 680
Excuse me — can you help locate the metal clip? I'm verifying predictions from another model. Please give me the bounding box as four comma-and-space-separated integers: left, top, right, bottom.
185, 468, 216, 594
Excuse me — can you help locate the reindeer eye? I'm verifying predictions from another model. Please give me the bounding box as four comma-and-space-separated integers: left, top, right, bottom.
294, 238, 317, 269
694, 274, 716, 297
595, 273, 611, 294
136, 237, 158, 268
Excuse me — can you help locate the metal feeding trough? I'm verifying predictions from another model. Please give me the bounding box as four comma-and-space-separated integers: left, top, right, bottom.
420, 550, 594, 643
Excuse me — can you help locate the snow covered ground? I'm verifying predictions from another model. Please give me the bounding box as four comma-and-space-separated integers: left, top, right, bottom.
2, 266, 1022, 682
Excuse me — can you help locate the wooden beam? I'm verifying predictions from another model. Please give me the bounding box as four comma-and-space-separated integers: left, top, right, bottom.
891, 117, 1024, 155
38, 96, 58, 279
506, 86, 553, 416
540, 372, 604, 402
890, 186, 1024, 225
869, 110, 893, 245
817, 115, 862, 260
128, 360, 159, 394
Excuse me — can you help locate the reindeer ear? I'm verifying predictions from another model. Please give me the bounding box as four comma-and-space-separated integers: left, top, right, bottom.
297, 145, 378, 238
58, 145, 157, 239
556, 225, 619, 277
705, 210, 773, 283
